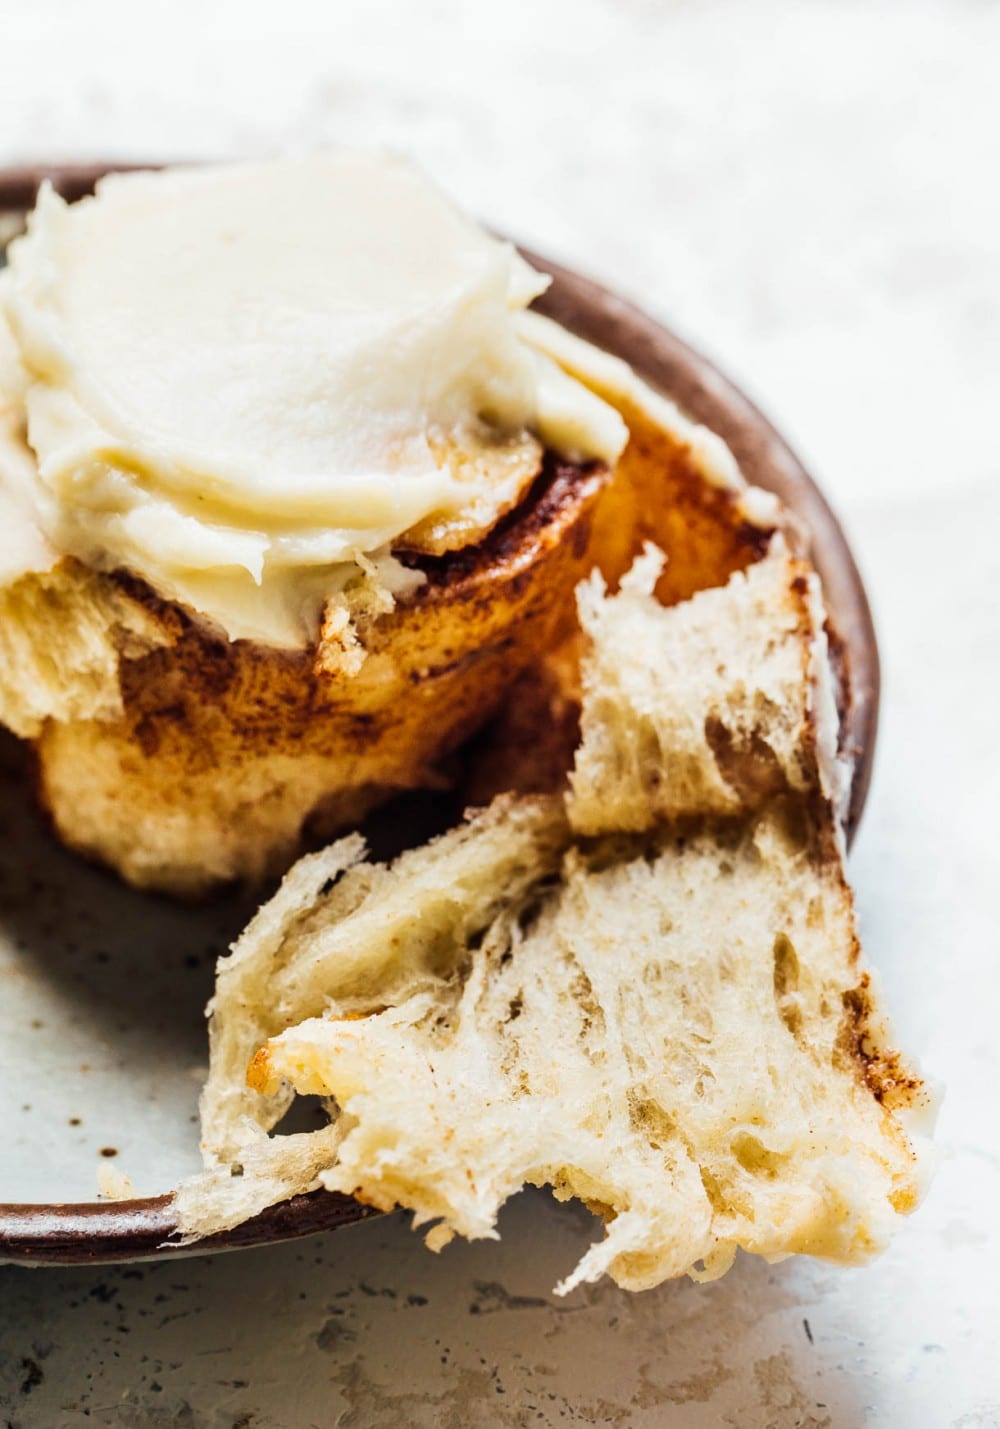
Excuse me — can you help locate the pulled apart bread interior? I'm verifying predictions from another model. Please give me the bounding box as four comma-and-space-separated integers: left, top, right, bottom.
175, 543, 933, 1292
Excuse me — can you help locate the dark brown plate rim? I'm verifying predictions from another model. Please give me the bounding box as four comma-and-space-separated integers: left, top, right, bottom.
0, 162, 878, 1265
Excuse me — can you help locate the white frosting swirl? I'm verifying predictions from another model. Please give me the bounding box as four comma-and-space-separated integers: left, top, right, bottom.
0, 154, 625, 646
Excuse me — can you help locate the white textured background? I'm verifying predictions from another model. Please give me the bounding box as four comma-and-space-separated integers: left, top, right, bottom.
1, 1, 999, 1424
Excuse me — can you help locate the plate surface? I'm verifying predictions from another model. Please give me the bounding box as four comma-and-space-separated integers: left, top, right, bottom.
0, 163, 878, 1265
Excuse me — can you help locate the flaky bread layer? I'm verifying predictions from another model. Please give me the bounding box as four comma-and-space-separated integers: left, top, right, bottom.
174, 547, 932, 1291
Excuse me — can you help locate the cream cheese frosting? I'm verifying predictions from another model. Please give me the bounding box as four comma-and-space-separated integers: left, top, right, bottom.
0, 313, 57, 586
0, 154, 626, 647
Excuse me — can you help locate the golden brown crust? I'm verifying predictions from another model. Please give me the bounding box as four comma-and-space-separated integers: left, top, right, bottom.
840, 973, 927, 1117
582, 386, 777, 603
34, 455, 610, 896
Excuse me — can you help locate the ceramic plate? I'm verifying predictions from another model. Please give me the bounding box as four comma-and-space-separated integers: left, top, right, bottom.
0, 164, 878, 1265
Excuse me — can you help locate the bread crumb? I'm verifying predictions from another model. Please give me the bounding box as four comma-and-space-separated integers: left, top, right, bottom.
97, 1162, 135, 1200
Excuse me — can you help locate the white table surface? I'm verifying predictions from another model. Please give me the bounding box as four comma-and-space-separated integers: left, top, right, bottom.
1, 2, 998, 1423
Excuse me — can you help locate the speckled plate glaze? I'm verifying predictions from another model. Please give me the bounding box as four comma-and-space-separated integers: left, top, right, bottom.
0, 163, 878, 1266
